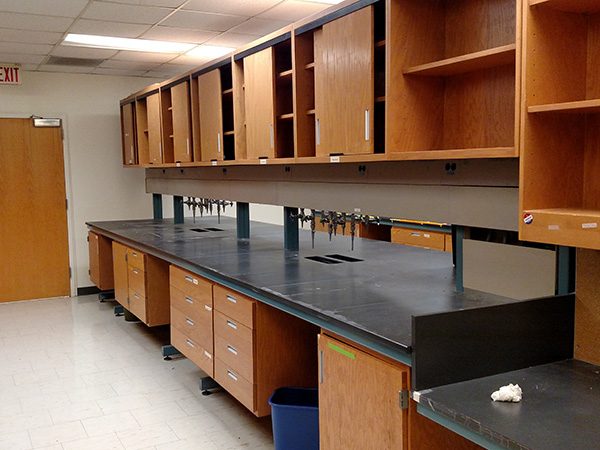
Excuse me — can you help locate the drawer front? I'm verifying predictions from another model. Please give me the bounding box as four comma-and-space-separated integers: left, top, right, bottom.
214, 310, 253, 350
170, 265, 212, 300
171, 326, 213, 377
170, 306, 212, 351
391, 227, 446, 251
213, 285, 254, 328
127, 248, 146, 271
128, 288, 147, 322
214, 333, 253, 382
128, 265, 146, 297
215, 358, 254, 413
170, 285, 213, 324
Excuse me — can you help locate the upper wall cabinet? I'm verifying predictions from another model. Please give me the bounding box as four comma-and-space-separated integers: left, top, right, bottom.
139, 92, 163, 165
386, 0, 520, 160
520, 0, 600, 250
170, 81, 192, 163
120, 101, 137, 166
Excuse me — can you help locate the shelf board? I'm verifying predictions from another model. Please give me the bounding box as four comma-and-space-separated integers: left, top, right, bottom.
167, 107, 173, 111
306, 109, 315, 115
143, 129, 148, 133
223, 130, 235, 136
375, 40, 386, 48
528, 99, 600, 114
403, 44, 516, 77
278, 69, 293, 78
304, 62, 314, 70
169, 135, 174, 138
278, 113, 294, 120
530, 0, 600, 13
222, 88, 233, 95
375, 96, 386, 103
387, 146, 517, 161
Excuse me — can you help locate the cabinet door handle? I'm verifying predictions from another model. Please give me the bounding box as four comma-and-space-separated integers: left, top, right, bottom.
269, 124, 274, 149
316, 118, 320, 145
204, 304, 212, 312
133, 293, 140, 300
204, 350, 212, 359
226, 295, 237, 304
186, 339, 195, 348
186, 138, 190, 155
132, 252, 138, 257
319, 350, 324, 384
227, 345, 238, 356
410, 232, 421, 237
226, 320, 237, 330
185, 318, 194, 326
227, 370, 238, 382
364, 109, 370, 141
185, 275, 194, 283
132, 269, 139, 275
217, 132, 221, 153
185, 296, 194, 304
159, 142, 162, 160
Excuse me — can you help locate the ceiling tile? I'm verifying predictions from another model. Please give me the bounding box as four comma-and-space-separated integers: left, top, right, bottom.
0, 42, 53, 55
99, 59, 160, 70
141, 26, 218, 43
204, 32, 258, 48
82, 1, 173, 25
168, 54, 212, 66
52, 45, 118, 59
0, 12, 74, 32
229, 17, 289, 36
258, 0, 328, 21
69, 19, 152, 38
0, 0, 89, 18
20, 63, 40, 71
0, 28, 62, 45
38, 64, 96, 74
152, 63, 189, 74
112, 50, 177, 62
0, 53, 45, 64
161, 10, 247, 32
92, 67, 147, 77
109, 0, 186, 7
183, 0, 282, 16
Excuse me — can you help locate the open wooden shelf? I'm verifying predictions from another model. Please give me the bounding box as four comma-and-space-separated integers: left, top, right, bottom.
223, 130, 235, 136
304, 62, 315, 70
222, 88, 233, 95
306, 109, 315, 115
388, 146, 516, 161
167, 107, 173, 111
375, 96, 385, 103
528, 99, 600, 114
530, 0, 600, 13
278, 69, 293, 79
403, 44, 516, 77
375, 40, 386, 48
278, 113, 294, 120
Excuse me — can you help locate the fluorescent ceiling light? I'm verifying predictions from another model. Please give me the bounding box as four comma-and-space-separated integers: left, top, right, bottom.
186, 45, 234, 59
303, 0, 344, 4
63, 33, 195, 53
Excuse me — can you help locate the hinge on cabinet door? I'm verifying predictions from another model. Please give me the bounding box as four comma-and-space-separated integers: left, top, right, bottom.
319, 350, 324, 384
399, 390, 409, 410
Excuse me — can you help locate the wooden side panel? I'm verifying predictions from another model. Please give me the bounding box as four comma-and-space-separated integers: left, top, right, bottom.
315, 7, 374, 156
146, 93, 162, 164
160, 90, 174, 163
171, 81, 191, 163
575, 249, 600, 365
121, 103, 136, 165
145, 254, 170, 326
232, 59, 247, 160
199, 70, 223, 161
318, 334, 408, 449
244, 48, 275, 159
112, 241, 129, 308
88, 231, 114, 291
135, 99, 150, 165
293, 32, 316, 158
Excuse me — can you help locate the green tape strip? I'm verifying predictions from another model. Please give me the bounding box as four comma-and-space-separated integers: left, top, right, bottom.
328, 342, 356, 360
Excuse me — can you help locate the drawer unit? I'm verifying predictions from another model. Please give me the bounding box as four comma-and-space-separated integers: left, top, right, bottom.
214, 310, 253, 348
214, 333, 253, 382
170, 265, 212, 301
171, 326, 214, 377
215, 358, 254, 412
391, 227, 446, 251
127, 248, 146, 271
214, 285, 254, 328
170, 283, 213, 324
171, 305, 212, 351
128, 289, 146, 321
128, 265, 146, 298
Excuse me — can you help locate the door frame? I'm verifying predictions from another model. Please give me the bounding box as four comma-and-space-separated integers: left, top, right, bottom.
1, 114, 77, 297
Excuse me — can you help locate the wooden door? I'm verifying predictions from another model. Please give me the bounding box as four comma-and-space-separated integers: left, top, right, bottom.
121, 102, 136, 165
112, 241, 129, 308
318, 334, 408, 449
171, 82, 191, 163
315, 7, 374, 156
146, 93, 162, 164
198, 69, 224, 161
244, 48, 276, 159
135, 99, 150, 165
0, 118, 70, 302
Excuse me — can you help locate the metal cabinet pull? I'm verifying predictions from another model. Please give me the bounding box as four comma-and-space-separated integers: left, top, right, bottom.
204, 304, 212, 311
186, 138, 190, 155
132, 252, 138, 257
185, 318, 194, 326
217, 132, 221, 153
185, 275, 194, 283
316, 118, 320, 145
269, 124, 274, 149
227, 345, 238, 356
185, 296, 194, 304
364, 109, 370, 141
226, 320, 237, 330
186, 339, 195, 348
204, 350, 212, 359
227, 370, 238, 381
133, 269, 139, 274
226, 295, 237, 304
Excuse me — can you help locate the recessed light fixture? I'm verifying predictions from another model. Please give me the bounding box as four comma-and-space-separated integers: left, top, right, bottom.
63, 33, 195, 53
186, 45, 234, 59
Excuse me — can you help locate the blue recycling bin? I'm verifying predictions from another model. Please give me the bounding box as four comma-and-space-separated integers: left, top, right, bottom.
268, 387, 319, 450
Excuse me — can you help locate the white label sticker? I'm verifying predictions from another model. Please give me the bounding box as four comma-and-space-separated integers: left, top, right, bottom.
211, 160, 217, 166
176, 162, 181, 167
582, 223, 598, 229
354, 208, 361, 213
330, 155, 340, 163
193, 279, 199, 285
260, 158, 267, 165
424, 233, 430, 238
548, 225, 560, 231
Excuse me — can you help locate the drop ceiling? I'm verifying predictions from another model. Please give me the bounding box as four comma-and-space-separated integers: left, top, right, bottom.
0, 0, 334, 79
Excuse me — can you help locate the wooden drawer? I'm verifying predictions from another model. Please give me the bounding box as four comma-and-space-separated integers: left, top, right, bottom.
215, 358, 254, 413
171, 305, 212, 351
170, 284, 213, 324
391, 227, 446, 251
171, 326, 213, 377
127, 248, 146, 271
170, 265, 212, 300
128, 288, 146, 322
214, 310, 253, 349
128, 265, 146, 297
214, 333, 253, 383
444, 234, 453, 253
214, 285, 254, 328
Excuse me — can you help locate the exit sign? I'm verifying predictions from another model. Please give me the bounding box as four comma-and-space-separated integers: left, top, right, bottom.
0, 64, 20, 85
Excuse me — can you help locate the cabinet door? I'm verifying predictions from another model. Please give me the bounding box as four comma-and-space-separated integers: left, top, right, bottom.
121, 103, 136, 165
315, 7, 374, 156
318, 334, 408, 449
146, 93, 162, 164
89, 232, 100, 287
244, 48, 276, 159
112, 242, 129, 308
198, 70, 224, 161
171, 82, 191, 163
88, 231, 114, 291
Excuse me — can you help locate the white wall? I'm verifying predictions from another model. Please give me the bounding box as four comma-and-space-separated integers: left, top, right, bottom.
223, 203, 284, 226
0, 70, 160, 290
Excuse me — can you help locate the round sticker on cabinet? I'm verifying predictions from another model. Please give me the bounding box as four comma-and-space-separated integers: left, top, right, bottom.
523, 213, 534, 225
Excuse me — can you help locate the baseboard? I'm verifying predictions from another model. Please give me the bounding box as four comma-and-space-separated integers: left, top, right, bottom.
77, 286, 101, 296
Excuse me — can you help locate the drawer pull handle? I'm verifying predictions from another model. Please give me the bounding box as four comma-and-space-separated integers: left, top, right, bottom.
226, 320, 237, 330
227, 370, 238, 382
185, 275, 194, 283
204, 350, 212, 359
185, 296, 194, 304
410, 232, 421, 237
226, 295, 237, 304
132, 252, 138, 257
133, 269, 139, 274
186, 339, 195, 348
204, 304, 212, 312
227, 345, 238, 355
133, 293, 140, 299
186, 318, 194, 326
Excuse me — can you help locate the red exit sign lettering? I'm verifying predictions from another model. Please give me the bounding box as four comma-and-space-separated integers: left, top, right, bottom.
0, 64, 20, 85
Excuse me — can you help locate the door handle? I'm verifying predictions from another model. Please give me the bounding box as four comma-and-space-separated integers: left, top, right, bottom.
217, 132, 221, 153
185, 318, 194, 326
227, 370, 238, 382
226, 320, 237, 330
269, 124, 274, 149
226, 295, 237, 304
364, 109, 370, 141
204, 304, 212, 312
185, 296, 194, 304
316, 118, 320, 145
186, 138, 190, 155
227, 345, 238, 356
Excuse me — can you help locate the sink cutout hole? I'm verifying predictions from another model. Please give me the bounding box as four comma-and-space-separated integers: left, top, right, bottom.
325, 254, 363, 263
305, 256, 342, 265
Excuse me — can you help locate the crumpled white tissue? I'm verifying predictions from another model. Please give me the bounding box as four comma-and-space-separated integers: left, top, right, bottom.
491, 383, 522, 402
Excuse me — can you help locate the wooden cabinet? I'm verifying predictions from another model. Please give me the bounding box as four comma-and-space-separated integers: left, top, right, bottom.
120, 102, 136, 166
391, 227, 447, 252
171, 81, 192, 163
112, 242, 169, 326
135, 97, 149, 165
146, 93, 163, 164
315, 7, 375, 156
88, 231, 114, 291
318, 333, 409, 449
198, 70, 224, 162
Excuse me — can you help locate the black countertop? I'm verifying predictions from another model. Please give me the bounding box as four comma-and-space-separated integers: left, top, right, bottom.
87, 217, 519, 360
416, 359, 600, 450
